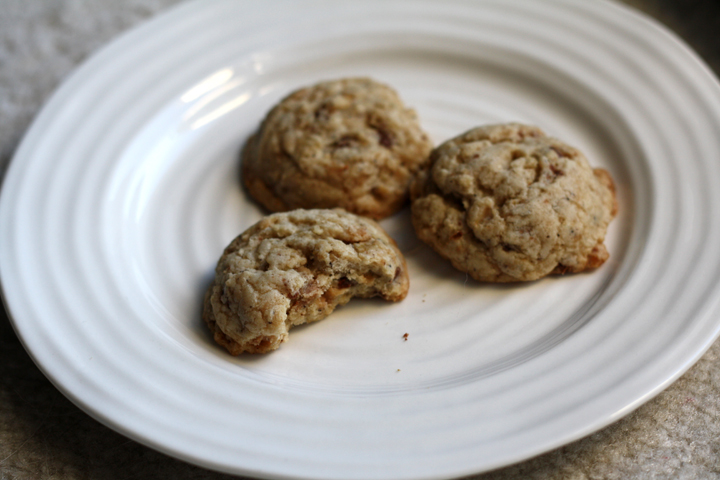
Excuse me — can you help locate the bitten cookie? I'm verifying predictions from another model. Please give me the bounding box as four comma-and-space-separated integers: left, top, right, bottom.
242, 77, 433, 219
410, 123, 617, 282
202, 209, 409, 354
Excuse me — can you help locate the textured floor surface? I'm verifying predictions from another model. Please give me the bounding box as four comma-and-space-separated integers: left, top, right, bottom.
1, 1, 719, 479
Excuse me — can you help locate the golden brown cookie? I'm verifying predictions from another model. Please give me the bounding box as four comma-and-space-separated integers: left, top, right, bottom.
410, 123, 617, 282
202, 209, 409, 354
242, 77, 433, 219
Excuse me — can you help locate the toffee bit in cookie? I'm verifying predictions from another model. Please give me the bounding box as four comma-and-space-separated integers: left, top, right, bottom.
410, 123, 617, 283
336, 277, 352, 289
202, 209, 410, 355
375, 127, 394, 148
242, 77, 433, 219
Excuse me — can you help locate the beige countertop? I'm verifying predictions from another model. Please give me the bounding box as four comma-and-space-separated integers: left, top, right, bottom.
1, 1, 719, 479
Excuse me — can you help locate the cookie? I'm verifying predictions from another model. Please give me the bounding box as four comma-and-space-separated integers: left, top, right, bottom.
242, 77, 433, 219
202, 209, 409, 354
410, 123, 617, 282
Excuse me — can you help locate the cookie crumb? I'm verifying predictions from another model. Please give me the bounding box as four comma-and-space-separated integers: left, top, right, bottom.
402, 333, 409, 341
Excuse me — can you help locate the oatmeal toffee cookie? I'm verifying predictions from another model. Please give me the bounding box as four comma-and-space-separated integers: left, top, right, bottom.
410, 123, 617, 283
242, 77, 433, 219
202, 209, 409, 354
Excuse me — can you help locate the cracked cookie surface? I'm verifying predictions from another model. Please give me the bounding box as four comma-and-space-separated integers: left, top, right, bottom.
410, 123, 618, 282
202, 209, 409, 354
242, 77, 433, 219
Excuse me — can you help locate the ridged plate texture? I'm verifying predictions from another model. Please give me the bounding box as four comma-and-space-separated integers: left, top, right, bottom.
2, 1, 720, 479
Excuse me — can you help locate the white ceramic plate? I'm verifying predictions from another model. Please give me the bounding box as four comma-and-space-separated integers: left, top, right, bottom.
2, 1, 720, 479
